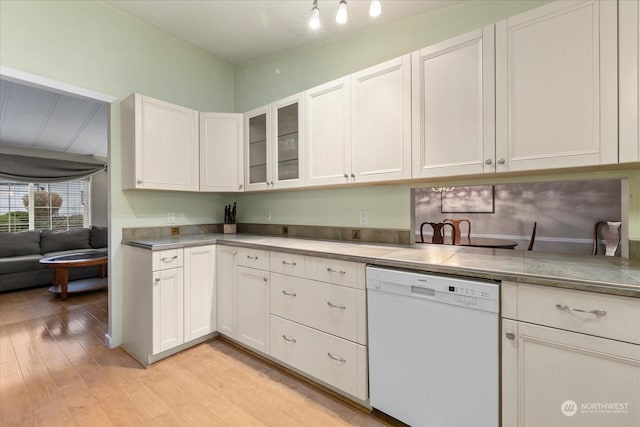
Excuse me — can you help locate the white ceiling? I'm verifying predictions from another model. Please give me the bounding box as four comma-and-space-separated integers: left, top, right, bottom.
1, 0, 463, 159
106, 0, 464, 65
0, 79, 108, 157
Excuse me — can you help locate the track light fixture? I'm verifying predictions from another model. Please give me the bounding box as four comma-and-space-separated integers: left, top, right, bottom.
309, 1, 381, 30
309, 0, 320, 29
336, 0, 348, 24
369, 0, 381, 17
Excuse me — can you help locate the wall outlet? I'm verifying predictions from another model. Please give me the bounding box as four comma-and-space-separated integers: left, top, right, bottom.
171, 227, 180, 236
282, 226, 288, 235
352, 229, 361, 240
359, 211, 368, 226
167, 212, 175, 224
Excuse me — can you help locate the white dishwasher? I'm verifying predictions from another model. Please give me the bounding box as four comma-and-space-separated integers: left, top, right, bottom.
367, 266, 499, 427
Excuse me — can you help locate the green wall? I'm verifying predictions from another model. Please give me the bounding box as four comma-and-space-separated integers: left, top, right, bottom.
0, 0, 234, 346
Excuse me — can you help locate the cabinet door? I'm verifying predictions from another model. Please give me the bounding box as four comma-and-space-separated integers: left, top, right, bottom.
503, 320, 640, 427
184, 245, 215, 341
620, 0, 640, 163
305, 78, 351, 186
412, 27, 495, 178
351, 55, 411, 183
152, 268, 184, 354
244, 106, 271, 191
216, 246, 237, 338
128, 94, 199, 191
236, 266, 270, 354
272, 94, 304, 189
200, 113, 244, 192
496, 0, 618, 171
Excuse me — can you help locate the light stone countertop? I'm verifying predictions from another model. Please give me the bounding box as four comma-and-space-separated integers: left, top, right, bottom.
122, 234, 640, 298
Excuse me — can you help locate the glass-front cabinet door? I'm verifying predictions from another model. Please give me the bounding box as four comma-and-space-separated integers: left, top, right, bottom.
272, 94, 304, 189
245, 94, 304, 191
245, 106, 270, 190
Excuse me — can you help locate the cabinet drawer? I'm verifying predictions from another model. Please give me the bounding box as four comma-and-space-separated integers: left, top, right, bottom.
237, 247, 270, 270
270, 252, 306, 278
271, 315, 368, 400
517, 284, 640, 344
271, 273, 366, 345
304, 256, 365, 289
152, 249, 184, 271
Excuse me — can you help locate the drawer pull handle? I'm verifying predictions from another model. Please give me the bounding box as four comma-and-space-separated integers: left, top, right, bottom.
246, 255, 259, 260
327, 352, 346, 363
505, 331, 515, 340
282, 261, 297, 266
326, 267, 347, 275
556, 303, 606, 317
327, 301, 346, 310
282, 290, 297, 297
282, 334, 296, 343
161, 256, 178, 262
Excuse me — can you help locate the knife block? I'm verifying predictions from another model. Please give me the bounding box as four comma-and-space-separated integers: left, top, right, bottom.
223, 224, 237, 234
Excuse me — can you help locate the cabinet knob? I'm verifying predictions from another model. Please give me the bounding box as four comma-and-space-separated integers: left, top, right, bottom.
497, 158, 506, 165
485, 159, 493, 165
270, 181, 274, 185
343, 173, 349, 178
263, 276, 268, 282
137, 179, 143, 184
350, 173, 356, 178
238, 184, 243, 190
505, 331, 515, 340
154, 277, 160, 283
266, 181, 271, 186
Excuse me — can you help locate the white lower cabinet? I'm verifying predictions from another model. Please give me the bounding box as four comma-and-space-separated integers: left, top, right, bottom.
216, 245, 237, 338
270, 272, 366, 345
236, 266, 270, 354
184, 245, 216, 341
122, 245, 216, 365
152, 267, 184, 354
271, 315, 368, 401
269, 252, 368, 401
502, 282, 640, 427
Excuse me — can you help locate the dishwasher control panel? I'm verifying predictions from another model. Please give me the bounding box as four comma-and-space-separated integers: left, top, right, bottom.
366, 266, 499, 313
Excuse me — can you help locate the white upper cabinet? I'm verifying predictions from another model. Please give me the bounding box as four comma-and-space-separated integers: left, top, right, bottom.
305, 77, 352, 186
495, 0, 618, 172
351, 55, 412, 183
620, 0, 640, 163
244, 94, 304, 191
245, 105, 271, 190
306, 55, 411, 187
272, 94, 305, 189
412, 27, 495, 178
199, 113, 244, 192
121, 93, 199, 191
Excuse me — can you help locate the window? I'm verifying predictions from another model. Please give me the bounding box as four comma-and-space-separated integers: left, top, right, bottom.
0, 180, 90, 232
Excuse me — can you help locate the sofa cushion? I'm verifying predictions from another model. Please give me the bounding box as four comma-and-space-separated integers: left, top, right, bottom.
40, 228, 91, 254
0, 254, 45, 275
90, 226, 108, 249
0, 230, 41, 257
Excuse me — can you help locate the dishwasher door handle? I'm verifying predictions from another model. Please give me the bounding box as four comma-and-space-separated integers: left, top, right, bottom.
411, 286, 435, 297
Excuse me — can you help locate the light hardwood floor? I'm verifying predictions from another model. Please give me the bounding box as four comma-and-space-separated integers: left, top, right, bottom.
0, 287, 390, 427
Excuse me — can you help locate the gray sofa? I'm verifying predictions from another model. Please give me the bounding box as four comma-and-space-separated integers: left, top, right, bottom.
0, 226, 107, 293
